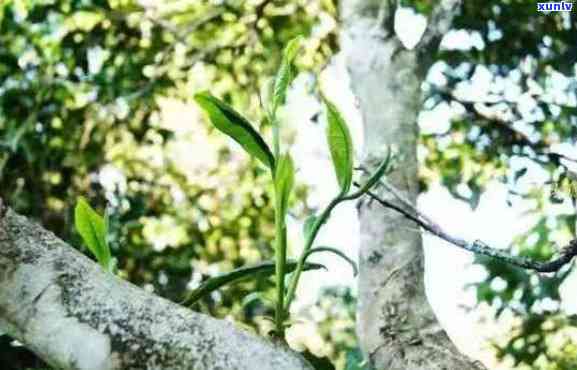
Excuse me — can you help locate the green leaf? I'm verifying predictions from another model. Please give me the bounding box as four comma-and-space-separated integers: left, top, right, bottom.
356, 148, 392, 195
305, 246, 358, 276
275, 152, 295, 218
324, 97, 354, 194
75, 197, 111, 271
194, 92, 275, 170
272, 36, 302, 114
303, 215, 318, 240
8, 118, 31, 152
182, 259, 325, 306
242, 291, 275, 309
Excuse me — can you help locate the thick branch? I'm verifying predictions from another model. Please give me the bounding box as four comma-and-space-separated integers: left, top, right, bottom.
359, 182, 577, 273
0, 206, 312, 370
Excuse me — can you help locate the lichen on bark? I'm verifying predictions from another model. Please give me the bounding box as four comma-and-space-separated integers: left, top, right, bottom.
0, 208, 313, 370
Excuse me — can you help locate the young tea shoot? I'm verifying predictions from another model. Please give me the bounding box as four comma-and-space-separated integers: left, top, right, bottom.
194, 36, 392, 339
74, 197, 116, 273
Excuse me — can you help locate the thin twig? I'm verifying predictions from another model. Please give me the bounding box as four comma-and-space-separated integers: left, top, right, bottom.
356, 166, 437, 226
359, 183, 577, 273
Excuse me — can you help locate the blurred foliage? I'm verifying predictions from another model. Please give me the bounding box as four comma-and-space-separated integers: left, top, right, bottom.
288, 286, 358, 370
1, 0, 577, 369
0, 0, 337, 368
421, 0, 577, 368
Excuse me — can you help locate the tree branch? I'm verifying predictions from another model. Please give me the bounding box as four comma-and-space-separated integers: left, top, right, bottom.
357, 181, 577, 273
0, 206, 313, 370
435, 88, 577, 166
417, 0, 462, 52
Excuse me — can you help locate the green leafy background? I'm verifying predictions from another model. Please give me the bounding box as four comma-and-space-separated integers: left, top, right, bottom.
1, 0, 576, 369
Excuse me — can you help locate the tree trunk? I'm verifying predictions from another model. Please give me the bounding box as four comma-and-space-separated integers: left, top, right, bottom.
0, 204, 312, 370
340, 1, 486, 369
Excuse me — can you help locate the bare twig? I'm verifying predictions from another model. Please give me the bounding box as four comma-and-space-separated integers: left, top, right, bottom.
356, 167, 436, 225
357, 182, 577, 273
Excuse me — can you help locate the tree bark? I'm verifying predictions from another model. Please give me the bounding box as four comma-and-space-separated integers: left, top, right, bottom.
0, 205, 313, 370
340, 1, 486, 369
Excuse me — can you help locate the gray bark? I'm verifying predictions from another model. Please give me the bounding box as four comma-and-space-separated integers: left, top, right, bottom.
0, 204, 312, 370
340, 1, 486, 369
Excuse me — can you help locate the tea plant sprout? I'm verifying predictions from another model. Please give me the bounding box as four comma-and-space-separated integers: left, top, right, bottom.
73, 37, 393, 340
75, 197, 117, 273
74, 198, 324, 307
194, 37, 393, 338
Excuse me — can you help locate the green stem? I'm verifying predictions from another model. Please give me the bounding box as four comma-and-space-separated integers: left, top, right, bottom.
284, 189, 367, 312
284, 197, 340, 311
274, 209, 287, 337
271, 114, 280, 159
269, 109, 286, 336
